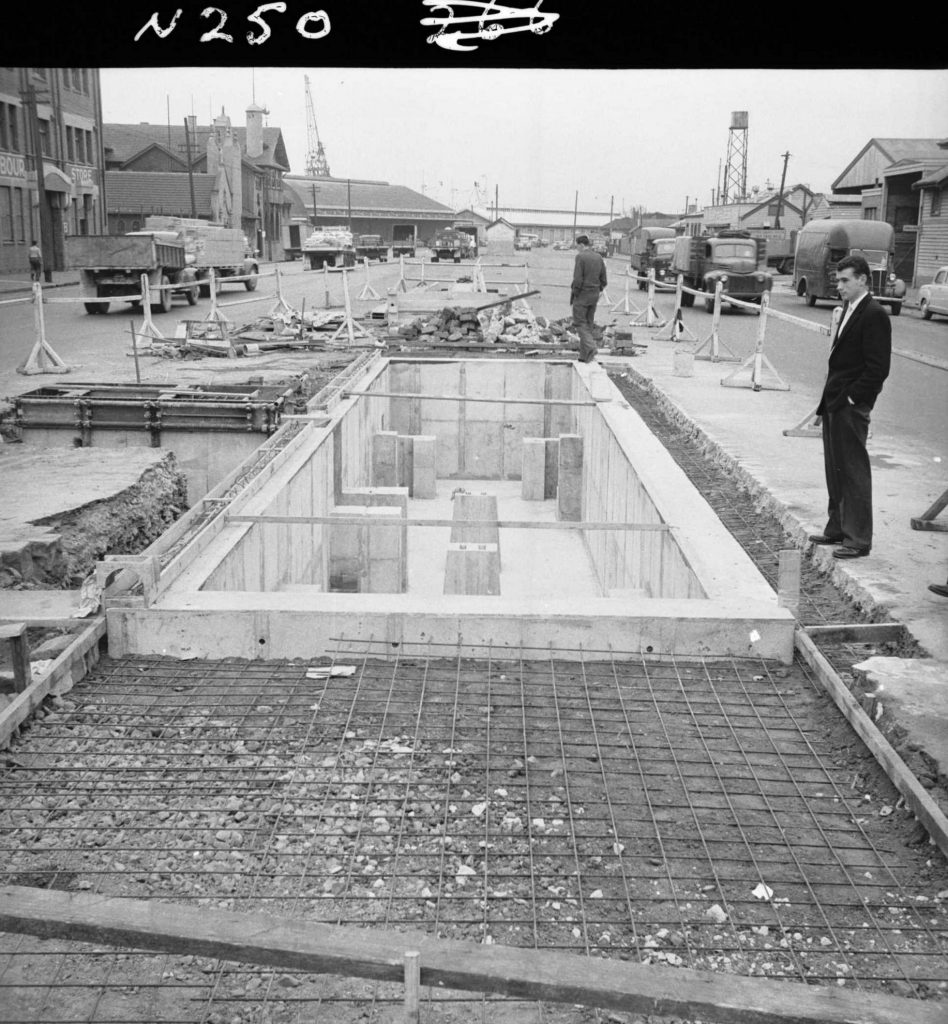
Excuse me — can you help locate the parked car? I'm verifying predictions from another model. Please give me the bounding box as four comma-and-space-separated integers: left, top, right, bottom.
919, 266, 948, 321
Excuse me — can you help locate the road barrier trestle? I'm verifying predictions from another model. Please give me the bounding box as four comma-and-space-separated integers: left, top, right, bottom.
910, 487, 948, 532
720, 292, 790, 392
329, 266, 376, 349
395, 254, 409, 293
1, 295, 37, 306
268, 266, 295, 318
324, 264, 332, 308
610, 269, 644, 315
653, 275, 697, 342
357, 257, 381, 301
630, 271, 666, 328
202, 269, 233, 326
782, 405, 823, 438
694, 280, 739, 363
135, 275, 166, 345
17, 282, 70, 375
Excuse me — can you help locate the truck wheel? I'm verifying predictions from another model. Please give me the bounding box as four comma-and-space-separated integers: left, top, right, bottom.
889, 302, 902, 317
921, 298, 932, 320
198, 283, 210, 298
805, 291, 817, 307
186, 286, 199, 306
637, 280, 646, 291
454, 256, 461, 264
155, 275, 173, 314
431, 256, 439, 263
680, 291, 695, 308
244, 271, 258, 292
84, 302, 108, 315
704, 296, 715, 314
796, 278, 807, 297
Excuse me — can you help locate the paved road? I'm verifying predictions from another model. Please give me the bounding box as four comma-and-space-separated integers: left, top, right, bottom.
1, 250, 945, 466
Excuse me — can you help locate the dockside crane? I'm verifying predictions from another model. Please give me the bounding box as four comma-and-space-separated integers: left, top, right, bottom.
304, 75, 330, 177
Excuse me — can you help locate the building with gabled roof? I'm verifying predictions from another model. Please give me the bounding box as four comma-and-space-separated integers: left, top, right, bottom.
103, 105, 292, 260
104, 171, 231, 234
281, 175, 456, 255
909, 140, 948, 284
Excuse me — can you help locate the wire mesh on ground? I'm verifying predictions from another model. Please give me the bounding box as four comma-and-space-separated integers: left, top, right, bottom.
1, 646, 946, 1023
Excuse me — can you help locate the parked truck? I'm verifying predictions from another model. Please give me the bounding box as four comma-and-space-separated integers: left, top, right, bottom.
747, 226, 796, 275
354, 234, 388, 262
142, 216, 259, 296
65, 234, 199, 315
671, 230, 773, 311
430, 227, 476, 263
792, 219, 905, 315
301, 225, 356, 270
391, 225, 417, 259
629, 226, 677, 290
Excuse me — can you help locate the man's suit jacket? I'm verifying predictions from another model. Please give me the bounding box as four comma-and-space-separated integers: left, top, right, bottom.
817, 294, 891, 415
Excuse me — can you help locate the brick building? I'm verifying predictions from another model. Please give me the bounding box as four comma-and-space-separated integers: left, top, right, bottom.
0, 67, 106, 275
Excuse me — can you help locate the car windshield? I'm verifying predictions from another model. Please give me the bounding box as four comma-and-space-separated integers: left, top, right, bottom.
654, 239, 676, 255
713, 242, 756, 259
859, 249, 887, 269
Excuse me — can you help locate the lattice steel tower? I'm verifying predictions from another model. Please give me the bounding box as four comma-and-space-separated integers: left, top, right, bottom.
304, 75, 330, 177
720, 111, 748, 204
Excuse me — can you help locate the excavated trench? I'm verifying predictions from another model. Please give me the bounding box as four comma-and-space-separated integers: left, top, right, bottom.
0, 359, 945, 1024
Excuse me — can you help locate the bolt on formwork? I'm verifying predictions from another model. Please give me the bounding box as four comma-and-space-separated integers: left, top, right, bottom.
1, 641, 946, 1023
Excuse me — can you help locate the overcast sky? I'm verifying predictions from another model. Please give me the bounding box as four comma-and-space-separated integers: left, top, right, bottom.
98, 67, 948, 215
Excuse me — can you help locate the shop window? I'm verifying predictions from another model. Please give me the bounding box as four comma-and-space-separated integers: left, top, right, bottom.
0, 186, 13, 243
8, 104, 18, 151
14, 188, 26, 242
38, 119, 50, 157
933, 190, 943, 217
66, 126, 75, 161
0, 103, 7, 150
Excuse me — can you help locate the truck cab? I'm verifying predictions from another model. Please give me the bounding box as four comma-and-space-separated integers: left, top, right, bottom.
793, 219, 905, 315
630, 226, 677, 290
430, 228, 474, 263
672, 230, 773, 309
354, 234, 387, 262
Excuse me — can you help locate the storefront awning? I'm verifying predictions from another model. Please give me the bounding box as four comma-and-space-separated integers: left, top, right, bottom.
43, 164, 73, 193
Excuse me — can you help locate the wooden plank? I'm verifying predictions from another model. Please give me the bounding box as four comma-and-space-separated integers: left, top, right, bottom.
0, 618, 104, 750
343, 390, 596, 407
226, 514, 671, 532
795, 628, 948, 863
803, 623, 905, 644
0, 623, 30, 693
0, 884, 940, 1024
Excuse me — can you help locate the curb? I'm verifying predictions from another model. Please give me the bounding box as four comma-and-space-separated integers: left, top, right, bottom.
0, 279, 80, 296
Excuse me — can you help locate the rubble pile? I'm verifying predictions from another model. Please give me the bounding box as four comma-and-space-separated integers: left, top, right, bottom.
392, 306, 484, 344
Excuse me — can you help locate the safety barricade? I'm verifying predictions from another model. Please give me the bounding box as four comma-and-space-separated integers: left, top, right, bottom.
719, 292, 790, 392
653, 274, 697, 343
629, 270, 666, 328
357, 258, 381, 301
395, 256, 527, 294
610, 268, 645, 316
199, 265, 297, 326
16, 282, 70, 375
693, 280, 739, 363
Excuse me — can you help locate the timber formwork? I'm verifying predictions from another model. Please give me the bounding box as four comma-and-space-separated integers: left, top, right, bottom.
1, 643, 946, 1022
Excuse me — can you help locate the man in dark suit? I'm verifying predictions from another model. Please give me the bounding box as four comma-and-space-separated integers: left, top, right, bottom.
570, 235, 607, 363
809, 254, 891, 559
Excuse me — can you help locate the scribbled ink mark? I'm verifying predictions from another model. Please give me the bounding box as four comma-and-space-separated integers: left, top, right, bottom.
421, 1, 558, 52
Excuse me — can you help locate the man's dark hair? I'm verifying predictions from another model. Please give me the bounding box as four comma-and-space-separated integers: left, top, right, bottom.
576, 234, 590, 246
837, 253, 871, 282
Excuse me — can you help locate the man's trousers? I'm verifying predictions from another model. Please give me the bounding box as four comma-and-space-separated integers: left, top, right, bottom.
821, 403, 873, 551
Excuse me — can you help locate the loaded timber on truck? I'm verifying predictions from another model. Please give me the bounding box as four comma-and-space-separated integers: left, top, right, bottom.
301, 225, 356, 270
629, 226, 677, 290
142, 216, 259, 297
65, 234, 199, 315
671, 230, 773, 311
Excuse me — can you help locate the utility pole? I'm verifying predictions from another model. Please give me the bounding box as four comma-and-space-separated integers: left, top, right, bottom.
311, 183, 318, 226
773, 150, 791, 230
183, 118, 197, 219
494, 184, 498, 221
21, 82, 53, 282
347, 178, 352, 230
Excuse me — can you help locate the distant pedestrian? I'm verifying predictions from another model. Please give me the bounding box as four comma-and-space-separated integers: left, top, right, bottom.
28, 240, 42, 282
808, 254, 891, 559
570, 235, 607, 363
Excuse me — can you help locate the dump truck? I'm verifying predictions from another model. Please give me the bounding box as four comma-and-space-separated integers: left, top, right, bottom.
301, 225, 356, 270
671, 230, 773, 310
354, 234, 388, 262
65, 234, 199, 315
430, 227, 475, 263
629, 226, 677, 290
142, 216, 259, 296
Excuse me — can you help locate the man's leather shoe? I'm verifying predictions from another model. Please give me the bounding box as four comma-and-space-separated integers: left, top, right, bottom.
833, 546, 870, 559
808, 533, 843, 545
928, 583, 948, 598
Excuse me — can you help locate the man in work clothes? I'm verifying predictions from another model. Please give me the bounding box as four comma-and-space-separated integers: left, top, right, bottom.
809, 254, 891, 560
570, 235, 607, 363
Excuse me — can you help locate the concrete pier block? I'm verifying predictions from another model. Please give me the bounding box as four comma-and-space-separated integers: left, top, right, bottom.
397, 434, 414, 490
328, 505, 406, 594
451, 492, 500, 551
544, 438, 559, 499
412, 435, 437, 499
372, 431, 400, 487
444, 542, 500, 596
557, 434, 583, 522
521, 438, 547, 500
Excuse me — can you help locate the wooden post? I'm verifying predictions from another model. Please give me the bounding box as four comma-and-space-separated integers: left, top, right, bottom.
0, 623, 31, 694
404, 950, 420, 1024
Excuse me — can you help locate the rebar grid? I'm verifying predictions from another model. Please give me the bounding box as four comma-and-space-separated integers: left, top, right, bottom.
1, 645, 946, 1024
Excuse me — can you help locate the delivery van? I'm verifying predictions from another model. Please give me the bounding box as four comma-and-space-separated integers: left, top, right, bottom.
793, 219, 905, 315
